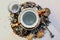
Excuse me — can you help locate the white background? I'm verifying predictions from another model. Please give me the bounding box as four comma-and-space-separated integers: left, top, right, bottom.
0, 0, 60, 40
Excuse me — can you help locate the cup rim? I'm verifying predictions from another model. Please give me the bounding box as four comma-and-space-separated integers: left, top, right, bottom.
18, 8, 40, 28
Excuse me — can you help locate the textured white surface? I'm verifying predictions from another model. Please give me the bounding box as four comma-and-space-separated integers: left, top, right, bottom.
0, 0, 60, 40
